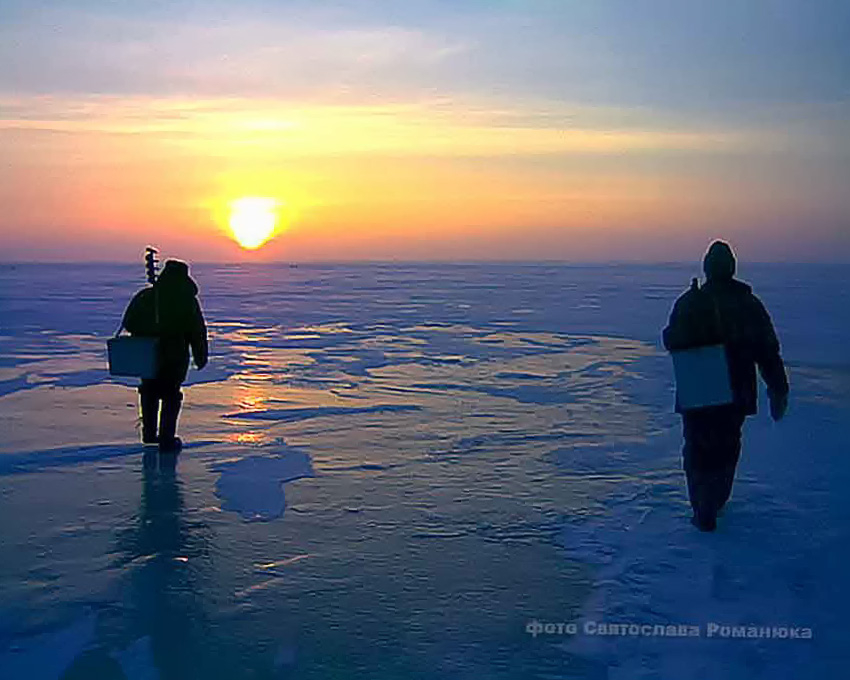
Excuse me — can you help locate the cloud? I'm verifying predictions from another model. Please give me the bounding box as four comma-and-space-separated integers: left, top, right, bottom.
0, 5, 472, 99
1, 94, 769, 160
3, 1, 848, 127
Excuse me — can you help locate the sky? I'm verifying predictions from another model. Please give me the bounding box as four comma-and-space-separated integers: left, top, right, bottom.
1, 0, 849, 262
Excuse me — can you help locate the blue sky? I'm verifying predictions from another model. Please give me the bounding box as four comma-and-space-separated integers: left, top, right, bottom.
4, 0, 847, 106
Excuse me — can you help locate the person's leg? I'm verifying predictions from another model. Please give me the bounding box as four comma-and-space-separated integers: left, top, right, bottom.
713, 410, 746, 514
682, 412, 716, 531
684, 407, 746, 530
138, 379, 160, 445
684, 465, 715, 530
158, 380, 184, 452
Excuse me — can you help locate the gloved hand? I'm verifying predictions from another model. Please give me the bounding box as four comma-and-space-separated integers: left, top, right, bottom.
768, 389, 788, 422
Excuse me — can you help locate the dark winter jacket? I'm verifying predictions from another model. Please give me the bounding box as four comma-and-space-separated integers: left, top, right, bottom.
663, 275, 788, 415
122, 260, 208, 383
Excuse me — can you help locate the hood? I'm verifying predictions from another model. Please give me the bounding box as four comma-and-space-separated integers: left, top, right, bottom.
703, 240, 736, 281
156, 259, 198, 296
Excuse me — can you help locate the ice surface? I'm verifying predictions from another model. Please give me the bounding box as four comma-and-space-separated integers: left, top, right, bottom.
0, 262, 848, 678
114, 636, 159, 680
0, 611, 95, 679
0, 441, 216, 476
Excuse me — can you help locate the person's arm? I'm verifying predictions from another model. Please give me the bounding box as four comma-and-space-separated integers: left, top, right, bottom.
121, 291, 145, 335
751, 294, 789, 419
189, 298, 209, 369
662, 297, 685, 351
662, 288, 698, 351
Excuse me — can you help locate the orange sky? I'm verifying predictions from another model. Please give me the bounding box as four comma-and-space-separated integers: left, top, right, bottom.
2, 2, 849, 262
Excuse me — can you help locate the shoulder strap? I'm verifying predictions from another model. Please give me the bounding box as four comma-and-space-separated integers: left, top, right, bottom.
708, 290, 725, 342
694, 279, 725, 343
154, 284, 160, 330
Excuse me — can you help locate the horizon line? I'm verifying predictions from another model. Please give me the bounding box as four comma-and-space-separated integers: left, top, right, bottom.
2, 258, 849, 267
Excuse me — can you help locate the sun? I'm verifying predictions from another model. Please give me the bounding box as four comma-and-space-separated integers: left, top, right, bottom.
228, 197, 279, 250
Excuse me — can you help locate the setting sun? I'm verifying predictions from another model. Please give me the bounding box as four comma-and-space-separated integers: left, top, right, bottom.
228, 197, 279, 250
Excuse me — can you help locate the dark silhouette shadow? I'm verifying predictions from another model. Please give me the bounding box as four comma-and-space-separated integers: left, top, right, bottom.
62, 451, 209, 679
89, 451, 287, 679
109, 451, 220, 679
134, 450, 210, 676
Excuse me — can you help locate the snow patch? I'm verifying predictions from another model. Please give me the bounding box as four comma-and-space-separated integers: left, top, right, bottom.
213, 447, 315, 521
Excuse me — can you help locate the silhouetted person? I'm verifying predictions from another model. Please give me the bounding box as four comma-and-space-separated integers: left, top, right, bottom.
663, 241, 789, 531
122, 260, 208, 452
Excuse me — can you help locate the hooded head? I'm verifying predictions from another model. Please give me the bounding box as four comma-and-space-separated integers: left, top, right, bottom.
156, 259, 198, 296
703, 240, 736, 281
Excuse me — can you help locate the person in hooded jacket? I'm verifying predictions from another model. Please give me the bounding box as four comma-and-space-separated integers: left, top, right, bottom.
122, 259, 208, 452
663, 241, 789, 531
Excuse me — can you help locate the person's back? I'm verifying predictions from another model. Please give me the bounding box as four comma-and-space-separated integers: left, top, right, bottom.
663, 241, 789, 531
123, 259, 208, 452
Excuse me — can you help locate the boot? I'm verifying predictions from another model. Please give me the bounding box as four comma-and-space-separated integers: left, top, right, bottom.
159, 391, 183, 453
691, 511, 717, 532
139, 386, 160, 445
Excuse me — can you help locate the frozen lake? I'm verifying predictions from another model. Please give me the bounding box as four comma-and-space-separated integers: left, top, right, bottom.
0, 262, 848, 679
